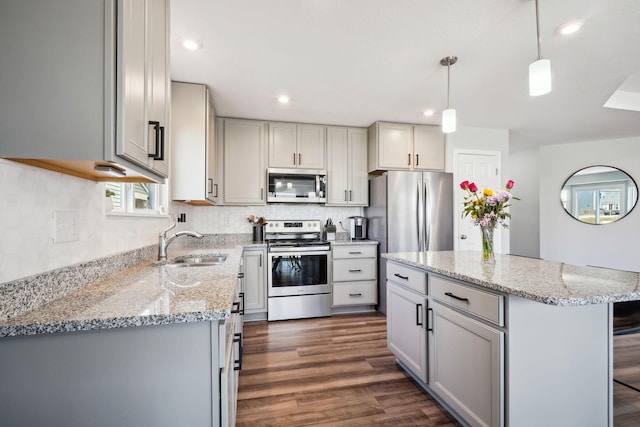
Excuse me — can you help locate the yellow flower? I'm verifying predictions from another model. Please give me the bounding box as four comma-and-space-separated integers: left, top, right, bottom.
471, 214, 477, 219
483, 188, 493, 196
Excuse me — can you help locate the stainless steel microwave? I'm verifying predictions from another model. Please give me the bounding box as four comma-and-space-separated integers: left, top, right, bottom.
266, 168, 327, 203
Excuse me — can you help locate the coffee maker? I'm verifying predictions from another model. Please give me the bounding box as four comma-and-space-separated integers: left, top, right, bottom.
348, 216, 368, 240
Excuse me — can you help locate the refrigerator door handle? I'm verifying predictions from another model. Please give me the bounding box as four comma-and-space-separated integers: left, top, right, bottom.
417, 179, 424, 251
424, 178, 430, 251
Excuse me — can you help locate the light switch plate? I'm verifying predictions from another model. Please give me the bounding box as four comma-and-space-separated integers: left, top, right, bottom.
53, 210, 79, 243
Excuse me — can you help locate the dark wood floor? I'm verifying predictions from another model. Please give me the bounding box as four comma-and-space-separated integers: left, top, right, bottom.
237, 312, 640, 426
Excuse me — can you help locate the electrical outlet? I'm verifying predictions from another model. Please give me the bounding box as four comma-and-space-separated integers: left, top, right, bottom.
53, 210, 79, 243
177, 213, 187, 223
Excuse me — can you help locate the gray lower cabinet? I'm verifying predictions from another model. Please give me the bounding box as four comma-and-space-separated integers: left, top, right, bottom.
242, 248, 267, 315
332, 245, 377, 307
0, 296, 243, 427
387, 280, 428, 383
387, 259, 612, 427
429, 300, 504, 427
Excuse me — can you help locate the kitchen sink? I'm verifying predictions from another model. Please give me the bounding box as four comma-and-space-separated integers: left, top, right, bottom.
166, 254, 228, 267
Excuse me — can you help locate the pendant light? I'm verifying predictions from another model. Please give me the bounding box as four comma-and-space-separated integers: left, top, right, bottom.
440, 56, 457, 133
529, 0, 551, 96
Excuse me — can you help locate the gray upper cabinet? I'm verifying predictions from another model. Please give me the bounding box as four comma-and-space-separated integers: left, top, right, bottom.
0, 0, 170, 183
326, 126, 368, 206
171, 82, 217, 205
222, 118, 267, 205
268, 123, 326, 169
368, 122, 445, 173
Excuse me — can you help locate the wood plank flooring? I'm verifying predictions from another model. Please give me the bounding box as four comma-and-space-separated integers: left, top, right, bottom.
614, 333, 640, 426
236, 313, 459, 426
237, 313, 640, 426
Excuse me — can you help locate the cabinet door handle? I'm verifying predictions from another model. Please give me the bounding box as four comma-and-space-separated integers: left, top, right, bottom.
214, 183, 218, 198
348, 251, 362, 255
427, 306, 433, 332
233, 332, 243, 371
408, 153, 411, 166
293, 153, 296, 165
148, 121, 161, 159
298, 153, 301, 165
349, 190, 352, 201
394, 273, 409, 280
231, 292, 246, 315
348, 269, 362, 273
260, 188, 264, 200
158, 126, 165, 160
416, 303, 423, 326
445, 292, 469, 302
259, 253, 262, 267
349, 293, 362, 297
208, 178, 214, 194
344, 190, 348, 202
416, 154, 419, 166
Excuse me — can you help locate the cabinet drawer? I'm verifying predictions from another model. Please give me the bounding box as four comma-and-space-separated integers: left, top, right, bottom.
333, 259, 376, 281
332, 245, 377, 259
386, 261, 427, 294
430, 275, 504, 326
333, 281, 377, 306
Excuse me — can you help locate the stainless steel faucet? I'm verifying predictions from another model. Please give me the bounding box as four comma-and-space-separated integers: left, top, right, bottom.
158, 223, 204, 261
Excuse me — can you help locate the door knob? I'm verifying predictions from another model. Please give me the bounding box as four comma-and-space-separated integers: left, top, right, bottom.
460, 234, 468, 240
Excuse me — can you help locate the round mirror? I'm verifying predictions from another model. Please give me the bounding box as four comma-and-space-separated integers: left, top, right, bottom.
561, 166, 638, 225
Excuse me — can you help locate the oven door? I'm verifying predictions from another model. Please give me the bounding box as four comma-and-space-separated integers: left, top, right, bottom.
268, 250, 331, 297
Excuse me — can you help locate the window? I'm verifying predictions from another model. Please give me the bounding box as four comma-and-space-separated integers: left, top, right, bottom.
106, 182, 167, 215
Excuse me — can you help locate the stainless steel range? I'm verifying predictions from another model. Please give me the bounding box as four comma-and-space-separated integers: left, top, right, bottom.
266, 220, 331, 321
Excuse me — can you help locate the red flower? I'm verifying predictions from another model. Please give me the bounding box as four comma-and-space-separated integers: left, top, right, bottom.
469, 182, 478, 192
505, 180, 514, 190
460, 180, 470, 190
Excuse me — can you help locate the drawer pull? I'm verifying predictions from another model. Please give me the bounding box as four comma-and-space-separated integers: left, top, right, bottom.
394, 273, 409, 280
349, 293, 362, 297
349, 269, 362, 273
445, 292, 469, 302
348, 251, 362, 255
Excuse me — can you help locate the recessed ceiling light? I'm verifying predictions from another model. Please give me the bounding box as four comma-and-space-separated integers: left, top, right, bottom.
556, 20, 583, 36
423, 109, 435, 117
278, 95, 290, 104
183, 39, 202, 50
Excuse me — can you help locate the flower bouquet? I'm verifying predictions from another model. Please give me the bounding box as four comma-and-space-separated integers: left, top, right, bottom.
459, 179, 518, 262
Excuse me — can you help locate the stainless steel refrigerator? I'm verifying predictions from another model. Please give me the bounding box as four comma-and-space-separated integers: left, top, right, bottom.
365, 171, 454, 314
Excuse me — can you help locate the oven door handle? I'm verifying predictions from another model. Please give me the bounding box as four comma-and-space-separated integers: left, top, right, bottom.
268, 247, 331, 254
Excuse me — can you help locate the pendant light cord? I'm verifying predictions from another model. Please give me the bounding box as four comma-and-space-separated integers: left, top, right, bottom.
447, 61, 451, 109
535, 0, 542, 60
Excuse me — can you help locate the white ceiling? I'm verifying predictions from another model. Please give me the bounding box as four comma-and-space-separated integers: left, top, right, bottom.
170, 0, 640, 147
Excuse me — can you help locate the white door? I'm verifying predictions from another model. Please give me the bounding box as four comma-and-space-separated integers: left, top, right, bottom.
455, 151, 500, 252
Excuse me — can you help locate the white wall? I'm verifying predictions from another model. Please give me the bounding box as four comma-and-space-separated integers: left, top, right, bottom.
0, 160, 168, 283
508, 137, 541, 258
539, 137, 640, 271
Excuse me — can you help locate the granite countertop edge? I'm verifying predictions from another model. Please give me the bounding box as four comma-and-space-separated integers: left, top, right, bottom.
0, 242, 252, 338
383, 252, 640, 307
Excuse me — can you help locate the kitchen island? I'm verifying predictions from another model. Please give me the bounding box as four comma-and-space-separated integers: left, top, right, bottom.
383, 251, 640, 427
0, 243, 258, 427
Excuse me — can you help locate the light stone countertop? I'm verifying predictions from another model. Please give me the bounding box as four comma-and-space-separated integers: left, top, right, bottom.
331, 240, 378, 246
384, 251, 640, 306
0, 245, 247, 338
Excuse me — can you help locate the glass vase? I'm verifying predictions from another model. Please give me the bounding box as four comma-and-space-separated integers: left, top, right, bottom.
480, 225, 495, 264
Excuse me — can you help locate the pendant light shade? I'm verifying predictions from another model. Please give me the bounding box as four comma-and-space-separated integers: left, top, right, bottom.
529, 58, 551, 96
529, 0, 551, 96
440, 56, 457, 134
442, 108, 456, 133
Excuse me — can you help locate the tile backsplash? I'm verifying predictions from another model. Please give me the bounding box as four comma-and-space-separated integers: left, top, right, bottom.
0, 159, 363, 284
0, 160, 167, 284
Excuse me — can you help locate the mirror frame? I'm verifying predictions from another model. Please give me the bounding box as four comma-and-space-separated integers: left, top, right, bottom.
560, 165, 638, 225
